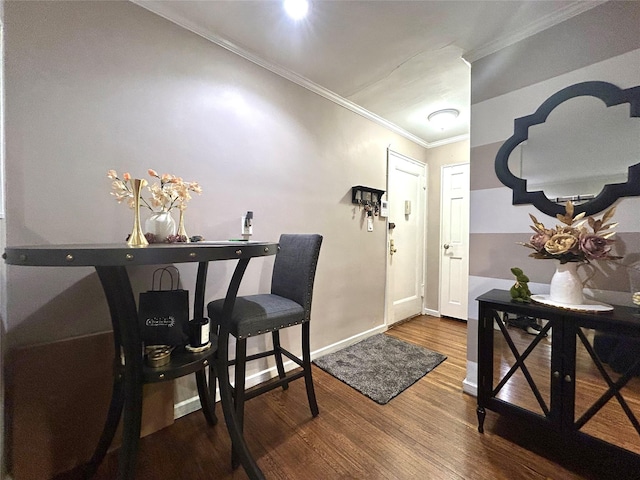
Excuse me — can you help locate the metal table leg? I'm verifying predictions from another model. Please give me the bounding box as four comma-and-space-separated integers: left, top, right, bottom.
82, 373, 125, 477
95, 266, 144, 480
194, 261, 218, 426
216, 258, 266, 480
89, 260, 265, 480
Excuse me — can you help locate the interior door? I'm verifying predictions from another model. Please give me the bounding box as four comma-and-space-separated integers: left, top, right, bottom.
440, 163, 469, 320
386, 150, 426, 326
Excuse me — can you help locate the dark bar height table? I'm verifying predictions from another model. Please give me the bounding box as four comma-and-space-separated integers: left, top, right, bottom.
3, 241, 278, 480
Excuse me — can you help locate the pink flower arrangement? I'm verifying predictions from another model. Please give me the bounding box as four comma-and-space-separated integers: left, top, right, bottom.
107, 169, 202, 213
521, 202, 621, 264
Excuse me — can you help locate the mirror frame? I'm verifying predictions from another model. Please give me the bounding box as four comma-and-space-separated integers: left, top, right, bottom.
495, 81, 640, 217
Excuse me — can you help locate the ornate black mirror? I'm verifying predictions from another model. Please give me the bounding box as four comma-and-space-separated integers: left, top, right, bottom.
495, 81, 640, 217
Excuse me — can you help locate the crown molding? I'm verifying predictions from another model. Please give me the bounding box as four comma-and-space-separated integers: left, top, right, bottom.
132, 1, 452, 149
463, 0, 608, 64
427, 134, 470, 149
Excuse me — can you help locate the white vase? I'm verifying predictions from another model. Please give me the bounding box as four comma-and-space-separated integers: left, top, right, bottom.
549, 261, 584, 305
144, 211, 176, 241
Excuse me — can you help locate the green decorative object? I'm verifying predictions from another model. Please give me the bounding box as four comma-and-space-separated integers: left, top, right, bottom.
510, 267, 531, 303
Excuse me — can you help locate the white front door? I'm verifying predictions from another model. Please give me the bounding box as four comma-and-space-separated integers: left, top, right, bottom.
386, 150, 426, 326
439, 163, 469, 320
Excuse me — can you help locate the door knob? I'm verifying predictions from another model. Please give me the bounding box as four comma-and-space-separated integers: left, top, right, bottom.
390, 239, 398, 256
443, 244, 450, 250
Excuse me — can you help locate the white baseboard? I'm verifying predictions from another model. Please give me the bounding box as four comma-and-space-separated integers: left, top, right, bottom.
174, 391, 212, 419
311, 324, 387, 359
174, 324, 388, 419
462, 360, 477, 397
423, 307, 440, 317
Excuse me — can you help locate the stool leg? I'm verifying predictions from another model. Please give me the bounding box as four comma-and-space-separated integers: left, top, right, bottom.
302, 322, 319, 417
272, 331, 289, 390
232, 338, 247, 469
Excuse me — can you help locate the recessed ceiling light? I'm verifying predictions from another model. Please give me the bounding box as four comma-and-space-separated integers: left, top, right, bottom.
283, 0, 309, 20
428, 109, 459, 130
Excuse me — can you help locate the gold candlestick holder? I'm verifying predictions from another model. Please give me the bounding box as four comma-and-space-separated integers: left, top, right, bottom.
127, 178, 149, 247
177, 208, 190, 242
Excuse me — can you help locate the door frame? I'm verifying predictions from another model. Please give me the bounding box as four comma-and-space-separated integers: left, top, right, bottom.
384, 148, 428, 327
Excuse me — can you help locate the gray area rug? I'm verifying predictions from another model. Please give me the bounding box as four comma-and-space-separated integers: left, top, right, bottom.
313, 334, 447, 405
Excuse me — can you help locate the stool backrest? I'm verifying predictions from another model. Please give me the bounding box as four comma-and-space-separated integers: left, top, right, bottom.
271, 234, 323, 321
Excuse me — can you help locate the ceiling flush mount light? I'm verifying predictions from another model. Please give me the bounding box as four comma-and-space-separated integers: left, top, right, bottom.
283, 0, 310, 20
428, 108, 460, 130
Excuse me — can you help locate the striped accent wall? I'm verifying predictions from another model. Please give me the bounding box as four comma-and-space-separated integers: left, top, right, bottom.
465, 1, 640, 394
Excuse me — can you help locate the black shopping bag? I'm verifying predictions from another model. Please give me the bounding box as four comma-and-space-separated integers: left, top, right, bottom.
138, 266, 189, 346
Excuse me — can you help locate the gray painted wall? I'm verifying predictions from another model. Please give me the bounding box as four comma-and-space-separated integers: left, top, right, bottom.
4, 0, 418, 346
2, 0, 470, 420
467, 1, 640, 389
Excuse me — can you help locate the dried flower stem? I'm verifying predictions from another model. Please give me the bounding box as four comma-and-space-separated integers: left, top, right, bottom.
521, 201, 621, 264
108, 168, 201, 213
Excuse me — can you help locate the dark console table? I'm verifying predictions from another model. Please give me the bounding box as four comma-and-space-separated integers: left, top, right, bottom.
477, 289, 640, 465
4, 241, 278, 480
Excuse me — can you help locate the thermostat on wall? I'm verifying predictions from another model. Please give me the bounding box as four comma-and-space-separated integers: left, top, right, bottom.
380, 200, 388, 217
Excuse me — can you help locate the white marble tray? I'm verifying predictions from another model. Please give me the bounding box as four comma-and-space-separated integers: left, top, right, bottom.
530, 294, 614, 312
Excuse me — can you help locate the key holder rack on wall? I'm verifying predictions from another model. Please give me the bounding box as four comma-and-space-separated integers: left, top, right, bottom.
352, 185, 385, 211
352, 185, 385, 232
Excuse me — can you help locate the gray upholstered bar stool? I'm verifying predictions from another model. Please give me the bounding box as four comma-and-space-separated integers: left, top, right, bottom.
207, 233, 323, 463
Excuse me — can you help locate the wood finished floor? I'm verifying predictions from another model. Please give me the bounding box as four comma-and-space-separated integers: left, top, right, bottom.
57, 316, 638, 480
